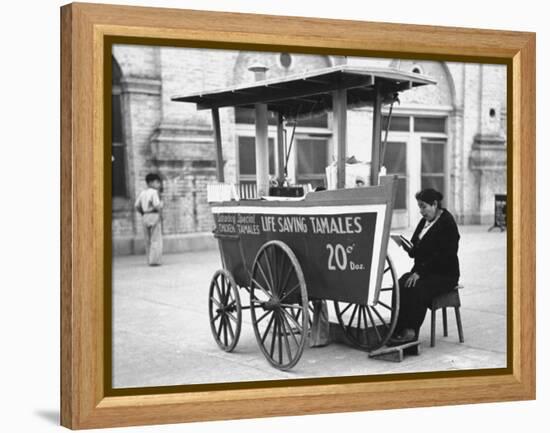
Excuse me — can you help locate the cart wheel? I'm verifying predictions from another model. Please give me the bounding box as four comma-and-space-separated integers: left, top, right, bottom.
208, 269, 242, 352
250, 240, 309, 370
333, 255, 400, 351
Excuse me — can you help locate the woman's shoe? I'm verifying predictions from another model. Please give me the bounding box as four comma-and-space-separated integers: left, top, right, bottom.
387, 328, 416, 346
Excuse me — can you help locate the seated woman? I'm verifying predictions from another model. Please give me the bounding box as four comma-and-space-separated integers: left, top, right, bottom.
389, 188, 460, 345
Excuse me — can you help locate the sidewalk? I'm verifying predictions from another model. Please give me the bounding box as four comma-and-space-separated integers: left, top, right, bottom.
112, 225, 506, 388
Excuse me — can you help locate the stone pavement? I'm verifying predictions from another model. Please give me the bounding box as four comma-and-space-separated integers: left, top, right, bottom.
112, 225, 506, 389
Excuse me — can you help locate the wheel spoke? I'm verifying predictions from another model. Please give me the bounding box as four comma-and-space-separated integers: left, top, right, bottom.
367, 306, 382, 342
222, 315, 228, 347
226, 311, 238, 324
225, 283, 235, 305
221, 276, 227, 304
251, 277, 273, 300
261, 251, 276, 295
279, 259, 294, 298
278, 317, 283, 365
225, 315, 235, 341
378, 300, 392, 311
210, 296, 223, 309
280, 308, 300, 347
256, 260, 273, 294
279, 256, 290, 298
269, 314, 278, 358
210, 311, 221, 323
371, 305, 389, 329
216, 314, 224, 339
214, 280, 223, 303
272, 247, 280, 292
261, 313, 276, 344
281, 306, 302, 330
280, 282, 301, 302
278, 311, 294, 363
280, 303, 302, 309
346, 304, 359, 330
256, 309, 272, 324
338, 302, 354, 316
361, 306, 371, 346
356, 305, 363, 341
250, 298, 266, 307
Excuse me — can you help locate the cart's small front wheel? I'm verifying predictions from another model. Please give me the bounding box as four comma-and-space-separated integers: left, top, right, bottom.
333, 254, 400, 351
208, 269, 242, 352
250, 240, 309, 370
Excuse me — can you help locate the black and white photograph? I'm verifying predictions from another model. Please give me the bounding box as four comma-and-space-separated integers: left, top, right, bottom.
110, 43, 507, 389
3, 0, 547, 431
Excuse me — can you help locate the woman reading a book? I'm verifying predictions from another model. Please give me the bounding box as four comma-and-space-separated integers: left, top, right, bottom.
389, 188, 460, 345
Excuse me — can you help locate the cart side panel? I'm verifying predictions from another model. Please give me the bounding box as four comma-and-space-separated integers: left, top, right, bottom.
213, 206, 383, 304
257, 209, 381, 305
215, 237, 249, 287
211, 181, 396, 305
212, 213, 265, 287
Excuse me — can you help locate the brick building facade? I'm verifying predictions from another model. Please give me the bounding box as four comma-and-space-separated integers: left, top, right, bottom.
111, 45, 506, 255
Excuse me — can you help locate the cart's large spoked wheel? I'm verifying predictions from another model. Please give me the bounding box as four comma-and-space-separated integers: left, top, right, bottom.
250, 240, 309, 370
208, 269, 242, 352
333, 255, 400, 352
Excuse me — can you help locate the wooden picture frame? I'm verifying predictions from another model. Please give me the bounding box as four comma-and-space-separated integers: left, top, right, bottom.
61, 2, 535, 429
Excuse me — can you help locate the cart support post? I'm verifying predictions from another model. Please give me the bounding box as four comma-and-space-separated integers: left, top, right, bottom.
276, 112, 286, 185
333, 88, 347, 189
254, 102, 269, 196
211, 108, 224, 183
371, 82, 382, 186
249, 65, 270, 197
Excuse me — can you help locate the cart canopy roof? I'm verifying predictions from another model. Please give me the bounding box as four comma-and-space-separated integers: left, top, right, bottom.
172, 65, 436, 119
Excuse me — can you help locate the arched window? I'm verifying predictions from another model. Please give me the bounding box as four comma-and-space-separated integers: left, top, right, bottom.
112, 57, 127, 198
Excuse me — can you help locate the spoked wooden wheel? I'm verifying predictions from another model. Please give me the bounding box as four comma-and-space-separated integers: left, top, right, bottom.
333, 255, 400, 351
208, 269, 242, 352
250, 241, 309, 370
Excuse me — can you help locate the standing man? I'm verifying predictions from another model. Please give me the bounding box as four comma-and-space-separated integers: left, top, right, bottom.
135, 173, 163, 266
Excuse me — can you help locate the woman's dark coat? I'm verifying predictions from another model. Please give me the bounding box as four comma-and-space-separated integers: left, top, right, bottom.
408, 208, 460, 282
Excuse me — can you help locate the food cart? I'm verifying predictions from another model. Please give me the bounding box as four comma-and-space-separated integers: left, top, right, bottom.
172, 65, 435, 370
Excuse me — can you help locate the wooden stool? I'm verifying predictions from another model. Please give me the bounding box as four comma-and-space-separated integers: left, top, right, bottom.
429, 285, 464, 347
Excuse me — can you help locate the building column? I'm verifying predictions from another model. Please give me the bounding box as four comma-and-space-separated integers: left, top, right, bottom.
469, 134, 507, 224
118, 76, 162, 255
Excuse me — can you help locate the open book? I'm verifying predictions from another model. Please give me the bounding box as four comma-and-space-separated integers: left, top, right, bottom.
390, 233, 413, 252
